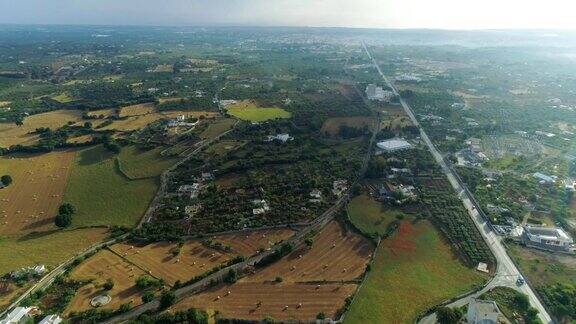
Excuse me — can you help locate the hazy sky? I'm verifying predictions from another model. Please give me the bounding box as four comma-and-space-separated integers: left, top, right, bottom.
1, 0, 575, 30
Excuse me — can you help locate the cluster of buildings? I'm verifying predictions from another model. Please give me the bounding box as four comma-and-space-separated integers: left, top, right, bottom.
252, 199, 271, 215
179, 172, 214, 217
532, 172, 557, 185
309, 189, 322, 203
332, 180, 348, 197
265, 133, 293, 143
0, 306, 61, 324
456, 138, 487, 166
10, 265, 45, 280
167, 115, 198, 128
365, 84, 395, 102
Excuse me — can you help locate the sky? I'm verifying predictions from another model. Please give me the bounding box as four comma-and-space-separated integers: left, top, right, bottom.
1, 0, 575, 30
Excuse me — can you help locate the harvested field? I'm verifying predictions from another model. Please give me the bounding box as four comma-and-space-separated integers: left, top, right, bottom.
244, 221, 373, 283
171, 282, 357, 321
118, 103, 156, 118
0, 150, 75, 236
158, 97, 184, 104
212, 228, 295, 257
0, 109, 84, 147
87, 108, 116, 118
0, 101, 10, 107
321, 116, 376, 136
200, 118, 236, 140
0, 228, 109, 274
202, 140, 244, 158
66, 249, 147, 314
63, 145, 157, 228
344, 220, 485, 324
109, 240, 235, 285
66, 134, 93, 144
117, 146, 178, 179
103, 110, 215, 132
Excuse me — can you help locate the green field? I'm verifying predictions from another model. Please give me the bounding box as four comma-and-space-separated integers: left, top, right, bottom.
479, 287, 537, 322
63, 145, 158, 228
507, 244, 576, 287
117, 145, 178, 179
200, 118, 236, 140
345, 220, 485, 324
0, 228, 108, 275
227, 106, 291, 122
348, 194, 408, 236
51, 92, 73, 103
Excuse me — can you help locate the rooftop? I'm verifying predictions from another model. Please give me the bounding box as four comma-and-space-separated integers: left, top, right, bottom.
376, 138, 412, 151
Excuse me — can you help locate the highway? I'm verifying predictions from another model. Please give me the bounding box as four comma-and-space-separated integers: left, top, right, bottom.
362, 42, 553, 324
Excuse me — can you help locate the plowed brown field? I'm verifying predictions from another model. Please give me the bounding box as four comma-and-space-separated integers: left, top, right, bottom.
212, 228, 295, 257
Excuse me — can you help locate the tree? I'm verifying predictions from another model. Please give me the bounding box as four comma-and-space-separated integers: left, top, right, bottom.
304, 238, 314, 247
103, 279, 114, 291
224, 269, 237, 284
142, 291, 155, 303
55, 213, 72, 228
316, 312, 326, 320
1, 175, 12, 186
55, 203, 75, 228
159, 290, 176, 310
436, 306, 461, 324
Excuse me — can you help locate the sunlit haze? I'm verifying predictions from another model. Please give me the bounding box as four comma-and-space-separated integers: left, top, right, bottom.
1, 0, 576, 29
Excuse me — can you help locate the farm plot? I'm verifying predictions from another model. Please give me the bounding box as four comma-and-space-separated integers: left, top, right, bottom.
118, 103, 156, 118
117, 146, 178, 179
63, 145, 157, 228
109, 240, 235, 285
200, 118, 236, 140
171, 282, 357, 321
344, 220, 485, 324
103, 110, 215, 132
321, 116, 376, 136
0, 282, 30, 311
0, 109, 84, 147
65, 249, 148, 315
226, 100, 291, 122
211, 228, 295, 257
87, 108, 116, 118
0, 150, 75, 236
201, 140, 245, 158
0, 228, 109, 275
244, 221, 373, 283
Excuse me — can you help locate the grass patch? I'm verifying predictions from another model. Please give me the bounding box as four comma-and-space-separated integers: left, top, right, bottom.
63, 145, 158, 228
200, 118, 236, 140
226, 102, 291, 122
479, 287, 536, 323
344, 220, 485, 324
51, 92, 73, 103
348, 194, 408, 236
507, 244, 576, 287
117, 145, 178, 179
321, 116, 375, 136
0, 228, 108, 275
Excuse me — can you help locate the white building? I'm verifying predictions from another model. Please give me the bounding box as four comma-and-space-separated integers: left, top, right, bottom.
522, 225, 573, 252
39, 315, 62, 324
252, 199, 271, 215
466, 298, 500, 324
376, 138, 412, 153
533, 172, 556, 185
0, 307, 37, 324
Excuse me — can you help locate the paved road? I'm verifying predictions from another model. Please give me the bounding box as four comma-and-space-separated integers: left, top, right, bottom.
362, 43, 553, 324
105, 102, 381, 323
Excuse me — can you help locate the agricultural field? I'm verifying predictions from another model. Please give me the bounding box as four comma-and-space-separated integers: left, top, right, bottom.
65, 249, 148, 314
0, 228, 109, 275
244, 221, 373, 283
51, 93, 73, 103
200, 118, 236, 140
118, 103, 156, 118
201, 140, 244, 158
63, 145, 158, 228
109, 240, 235, 285
102, 110, 215, 132
117, 145, 178, 179
226, 101, 291, 122
347, 194, 408, 236
0, 109, 84, 147
211, 228, 295, 257
87, 108, 116, 118
507, 244, 576, 287
0, 150, 75, 236
344, 220, 486, 324
0, 282, 30, 311
170, 282, 357, 321
321, 116, 376, 136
